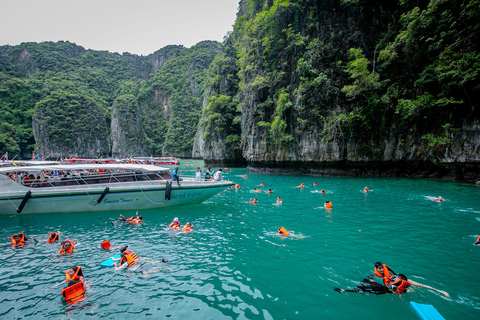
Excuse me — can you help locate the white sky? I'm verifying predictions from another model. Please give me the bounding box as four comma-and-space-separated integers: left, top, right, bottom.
0, 0, 239, 56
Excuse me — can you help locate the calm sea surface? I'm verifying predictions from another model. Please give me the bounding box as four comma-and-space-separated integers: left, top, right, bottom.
1, 160, 480, 319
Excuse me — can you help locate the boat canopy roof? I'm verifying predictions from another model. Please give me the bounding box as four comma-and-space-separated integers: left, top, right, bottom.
0, 163, 170, 173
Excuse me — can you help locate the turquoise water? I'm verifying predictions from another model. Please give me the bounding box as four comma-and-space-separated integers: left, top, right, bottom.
1, 161, 480, 319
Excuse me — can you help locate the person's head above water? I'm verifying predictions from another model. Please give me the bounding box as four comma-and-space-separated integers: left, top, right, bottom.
173, 217, 178, 222
374, 261, 383, 268
120, 245, 129, 253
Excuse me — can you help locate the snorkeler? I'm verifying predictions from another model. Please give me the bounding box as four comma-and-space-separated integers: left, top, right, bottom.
334, 274, 410, 295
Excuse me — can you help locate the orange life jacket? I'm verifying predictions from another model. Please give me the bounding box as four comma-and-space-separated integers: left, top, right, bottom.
389, 279, 411, 294
374, 264, 394, 286
59, 239, 76, 254
101, 240, 111, 249
278, 227, 290, 237
325, 202, 332, 208
182, 224, 194, 232
61, 280, 86, 305
130, 218, 143, 224
11, 233, 27, 246
46, 232, 59, 243
363, 188, 369, 192
277, 199, 282, 203
320, 190, 326, 193
120, 250, 139, 268
65, 266, 84, 282
170, 221, 180, 229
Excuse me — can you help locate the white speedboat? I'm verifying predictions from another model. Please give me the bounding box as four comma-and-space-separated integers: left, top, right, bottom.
0, 163, 233, 215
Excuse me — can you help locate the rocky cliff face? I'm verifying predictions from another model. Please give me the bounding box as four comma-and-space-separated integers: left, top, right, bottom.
195, 0, 480, 181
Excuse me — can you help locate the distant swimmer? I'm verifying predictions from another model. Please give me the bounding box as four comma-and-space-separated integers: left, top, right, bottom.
46, 231, 60, 243
249, 198, 258, 204
112, 246, 140, 270
320, 190, 326, 194
10, 232, 37, 246
296, 183, 305, 188
276, 197, 282, 204
278, 226, 290, 237
119, 211, 143, 224
234, 184, 240, 189
258, 182, 265, 186
433, 196, 444, 202
313, 182, 317, 186
334, 274, 410, 295
169, 217, 180, 229
59, 239, 76, 254
243, 174, 247, 178
182, 222, 194, 232
474, 236, 480, 246
267, 188, 273, 194
363, 187, 370, 192
65, 266, 84, 283
254, 188, 262, 192
324, 201, 332, 209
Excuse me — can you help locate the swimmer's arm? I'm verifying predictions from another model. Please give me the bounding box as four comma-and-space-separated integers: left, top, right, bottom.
111, 256, 121, 262
409, 280, 449, 297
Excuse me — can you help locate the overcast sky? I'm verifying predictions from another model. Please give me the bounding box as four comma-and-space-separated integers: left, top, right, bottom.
0, 0, 239, 56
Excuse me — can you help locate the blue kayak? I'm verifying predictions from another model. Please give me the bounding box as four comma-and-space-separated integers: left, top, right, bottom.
410, 302, 445, 320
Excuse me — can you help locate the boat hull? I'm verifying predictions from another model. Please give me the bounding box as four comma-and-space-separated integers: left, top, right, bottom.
0, 181, 233, 215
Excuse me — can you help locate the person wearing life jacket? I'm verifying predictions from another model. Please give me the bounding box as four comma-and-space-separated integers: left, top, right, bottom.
169, 217, 180, 229
434, 196, 444, 202
313, 182, 318, 186
276, 197, 282, 204
296, 183, 305, 188
258, 182, 265, 187
320, 189, 326, 194
46, 231, 60, 243
61, 279, 86, 305
278, 226, 290, 237
234, 184, 240, 189
363, 187, 370, 192
112, 246, 139, 270
324, 201, 332, 209
243, 174, 247, 178
10, 232, 30, 246
369, 262, 396, 286
129, 215, 143, 224
266, 189, 273, 194
65, 266, 84, 283
254, 188, 262, 192
101, 240, 112, 249
182, 222, 194, 232
249, 198, 258, 204
474, 236, 480, 246
59, 239, 76, 254
386, 274, 411, 294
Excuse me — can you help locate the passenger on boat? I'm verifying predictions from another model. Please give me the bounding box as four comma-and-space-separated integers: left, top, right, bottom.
324, 201, 332, 209
10, 232, 32, 246
213, 169, 223, 181
171, 167, 180, 185
182, 222, 194, 232
61, 279, 86, 305
59, 239, 76, 254
169, 217, 180, 229
65, 266, 84, 283
276, 197, 282, 204
46, 231, 60, 243
278, 226, 290, 237
195, 167, 202, 181
205, 167, 212, 180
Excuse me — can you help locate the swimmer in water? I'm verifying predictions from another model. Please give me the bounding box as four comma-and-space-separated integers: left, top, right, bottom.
296, 183, 305, 188
266, 188, 273, 194
363, 187, 370, 192
313, 182, 317, 186
334, 274, 410, 295
324, 201, 332, 209
320, 189, 326, 193
433, 196, 444, 202
474, 236, 480, 246
249, 198, 258, 204
169, 217, 180, 229
258, 182, 265, 186
276, 197, 282, 204
278, 226, 290, 237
